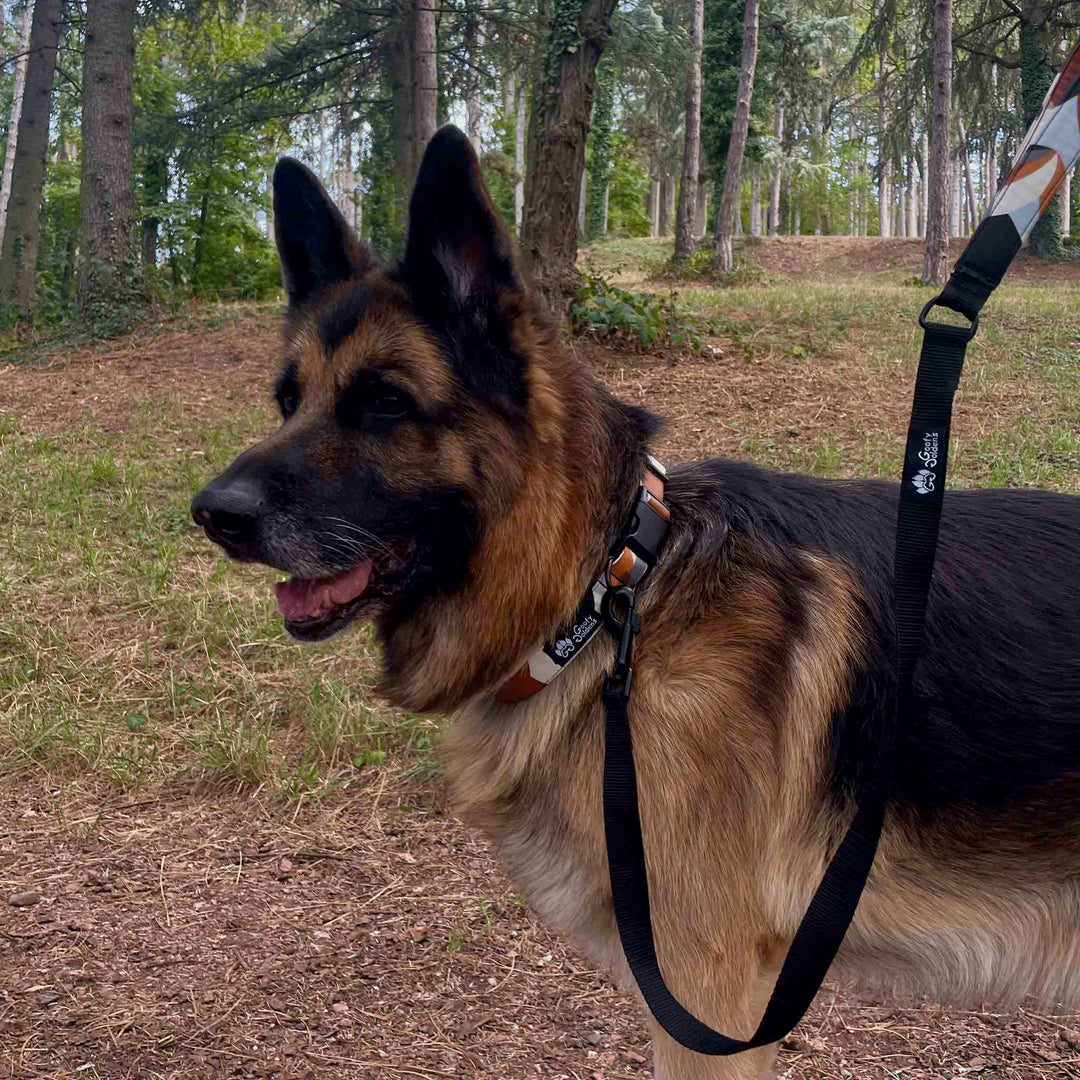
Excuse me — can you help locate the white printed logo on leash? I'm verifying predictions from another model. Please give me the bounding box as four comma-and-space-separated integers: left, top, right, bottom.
912, 431, 940, 494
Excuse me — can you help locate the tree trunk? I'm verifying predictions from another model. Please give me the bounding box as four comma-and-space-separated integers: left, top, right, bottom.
648, 178, 660, 235
1021, 7, 1062, 257
768, 105, 782, 235
520, 0, 619, 302
957, 115, 977, 235
987, 63, 998, 204
352, 129, 363, 234
0, 0, 34, 253
673, 0, 704, 262
0, 0, 59, 319
921, 0, 952, 285
578, 166, 587, 235
464, 16, 484, 155
191, 174, 212, 278
656, 177, 667, 236
76, 0, 142, 324
585, 57, 614, 241
412, 0, 437, 165
694, 144, 709, 237
514, 79, 526, 230
904, 158, 914, 237
750, 168, 762, 236
877, 45, 890, 238
954, 152, 963, 234
392, 0, 413, 227
1063, 168, 1071, 238
918, 129, 929, 237
714, 0, 759, 272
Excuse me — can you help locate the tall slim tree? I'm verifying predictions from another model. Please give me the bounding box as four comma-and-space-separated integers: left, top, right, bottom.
585, 57, 614, 241
521, 0, 619, 302
0, 0, 34, 250
76, 0, 140, 322
768, 106, 783, 234
464, 15, 485, 154
0, 0, 60, 319
412, 0, 437, 166
921, 0, 952, 285
392, 0, 413, 226
673, 0, 705, 262
714, 0, 759, 272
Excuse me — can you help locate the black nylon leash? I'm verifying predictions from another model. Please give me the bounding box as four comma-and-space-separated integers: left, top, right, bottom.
601, 172, 1041, 1055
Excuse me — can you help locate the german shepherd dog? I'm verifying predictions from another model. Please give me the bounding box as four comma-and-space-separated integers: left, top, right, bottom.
193, 127, 1080, 1078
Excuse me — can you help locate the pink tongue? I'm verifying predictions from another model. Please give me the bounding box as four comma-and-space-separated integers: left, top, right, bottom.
275, 562, 373, 621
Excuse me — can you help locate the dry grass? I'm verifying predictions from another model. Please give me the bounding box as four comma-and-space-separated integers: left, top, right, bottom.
2, 239, 1080, 1076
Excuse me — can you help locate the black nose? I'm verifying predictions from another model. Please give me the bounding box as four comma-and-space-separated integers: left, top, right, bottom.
191, 477, 264, 549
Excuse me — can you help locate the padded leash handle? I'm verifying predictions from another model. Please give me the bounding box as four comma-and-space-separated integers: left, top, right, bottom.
603, 37, 1080, 1057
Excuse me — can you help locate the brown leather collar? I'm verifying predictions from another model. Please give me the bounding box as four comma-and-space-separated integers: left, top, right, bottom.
496, 458, 669, 703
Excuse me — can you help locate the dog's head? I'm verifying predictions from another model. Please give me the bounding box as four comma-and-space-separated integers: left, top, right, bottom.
192, 127, 583, 706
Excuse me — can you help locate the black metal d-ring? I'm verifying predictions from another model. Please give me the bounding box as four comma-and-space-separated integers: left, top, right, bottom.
918, 297, 979, 342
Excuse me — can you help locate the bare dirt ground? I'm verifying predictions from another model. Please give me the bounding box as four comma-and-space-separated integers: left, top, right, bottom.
4, 245, 1080, 1078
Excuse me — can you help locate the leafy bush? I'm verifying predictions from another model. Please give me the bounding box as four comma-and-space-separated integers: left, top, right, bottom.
571, 269, 703, 352
660, 245, 771, 286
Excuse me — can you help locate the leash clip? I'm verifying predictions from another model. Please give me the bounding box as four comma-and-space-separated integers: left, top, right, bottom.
602, 585, 639, 700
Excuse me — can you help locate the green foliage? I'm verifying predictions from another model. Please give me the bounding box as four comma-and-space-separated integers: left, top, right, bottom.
572, 268, 703, 351
35, 158, 80, 323
605, 132, 651, 237
133, 6, 290, 301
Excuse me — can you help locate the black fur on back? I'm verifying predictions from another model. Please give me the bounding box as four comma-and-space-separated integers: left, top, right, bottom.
665, 460, 1080, 812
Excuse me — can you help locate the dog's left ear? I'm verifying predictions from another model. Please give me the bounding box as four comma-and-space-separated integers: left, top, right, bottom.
401, 126, 522, 308
274, 157, 372, 306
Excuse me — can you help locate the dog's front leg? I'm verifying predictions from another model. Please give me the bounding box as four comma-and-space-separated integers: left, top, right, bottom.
651, 1030, 779, 1080
645, 941, 784, 1080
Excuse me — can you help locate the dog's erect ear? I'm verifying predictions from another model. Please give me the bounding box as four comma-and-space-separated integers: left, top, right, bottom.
401, 126, 522, 307
273, 158, 371, 306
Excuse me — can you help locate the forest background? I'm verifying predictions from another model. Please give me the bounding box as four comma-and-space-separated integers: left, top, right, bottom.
0, 0, 1077, 335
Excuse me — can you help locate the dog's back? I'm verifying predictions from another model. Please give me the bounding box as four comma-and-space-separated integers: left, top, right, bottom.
669, 461, 1080, 810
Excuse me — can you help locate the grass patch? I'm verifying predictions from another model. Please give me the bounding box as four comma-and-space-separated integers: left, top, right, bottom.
0, 396, 431, 794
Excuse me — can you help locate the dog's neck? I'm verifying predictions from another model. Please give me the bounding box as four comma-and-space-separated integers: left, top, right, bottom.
375, 344, 654, 714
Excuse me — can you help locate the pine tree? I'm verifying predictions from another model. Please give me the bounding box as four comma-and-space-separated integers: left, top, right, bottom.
76, 0, 142, 325
0, 0, 61, 320
713, 0, 759, 273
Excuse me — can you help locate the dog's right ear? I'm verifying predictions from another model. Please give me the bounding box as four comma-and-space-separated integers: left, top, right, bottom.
273, 158, 371, 306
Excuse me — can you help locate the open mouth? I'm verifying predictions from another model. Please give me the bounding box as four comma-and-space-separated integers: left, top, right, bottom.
274, 543, 415, 641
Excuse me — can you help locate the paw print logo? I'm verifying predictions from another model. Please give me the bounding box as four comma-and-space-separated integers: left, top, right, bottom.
912, 469, 935, 494
553, 638, 575, 660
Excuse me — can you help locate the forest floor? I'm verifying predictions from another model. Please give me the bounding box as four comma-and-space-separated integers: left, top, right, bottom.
3, 236, 1080, 1079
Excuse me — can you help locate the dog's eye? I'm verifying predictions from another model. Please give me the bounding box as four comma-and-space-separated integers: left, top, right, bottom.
370, 389, 409, 419
278, 389, 299, 420
336, 374, 415, 431
275, 365, 300, 421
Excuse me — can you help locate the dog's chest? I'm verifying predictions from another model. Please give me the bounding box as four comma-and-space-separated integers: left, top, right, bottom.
446, 663, 633, 984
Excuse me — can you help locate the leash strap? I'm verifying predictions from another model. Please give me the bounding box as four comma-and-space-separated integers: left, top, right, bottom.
603, 39, 1080, 1056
